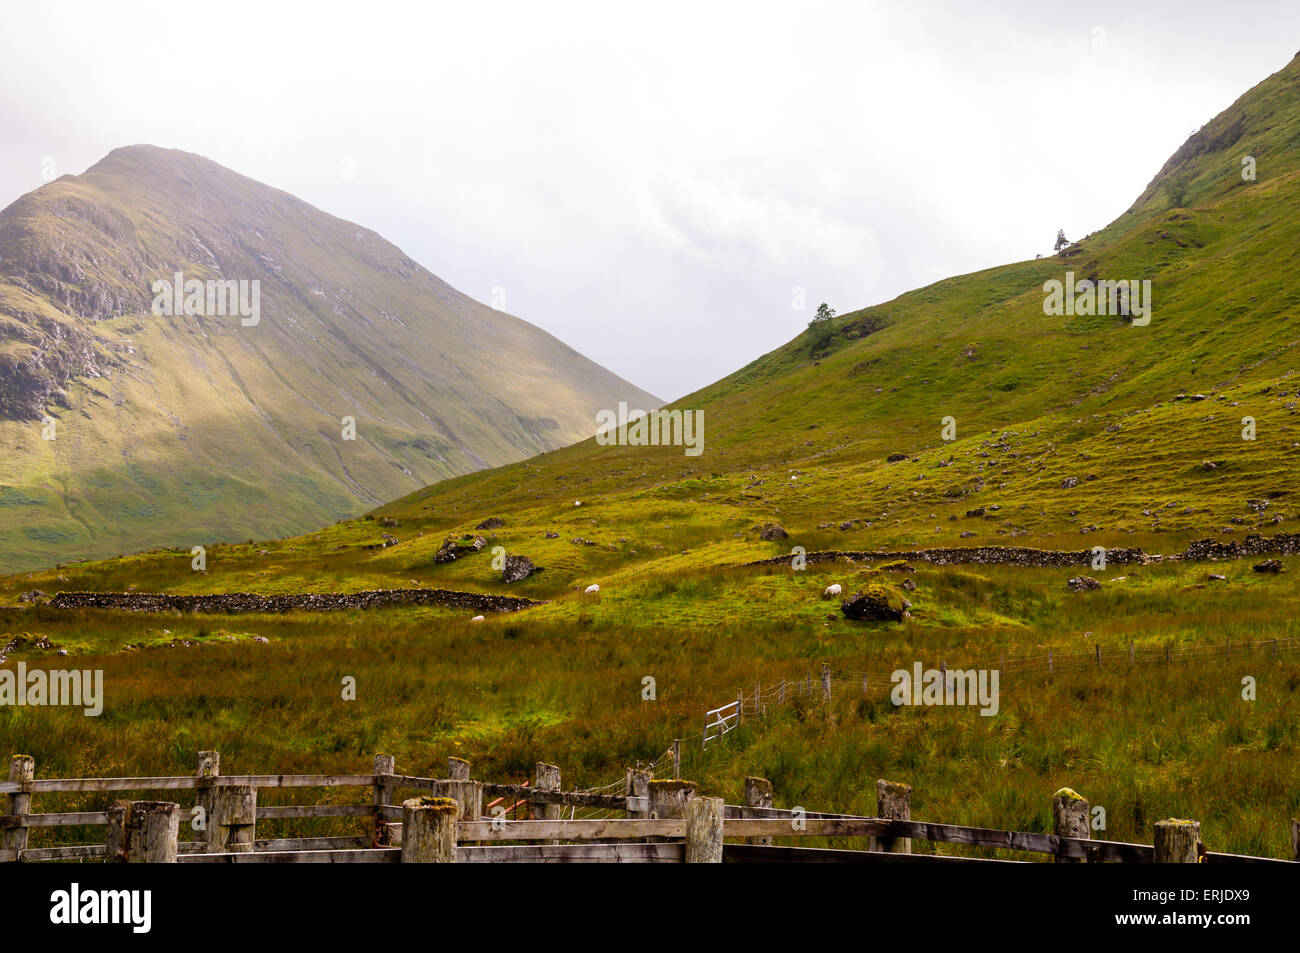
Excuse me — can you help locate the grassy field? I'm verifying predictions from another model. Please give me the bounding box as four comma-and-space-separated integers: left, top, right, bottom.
3, 553, 1298, 858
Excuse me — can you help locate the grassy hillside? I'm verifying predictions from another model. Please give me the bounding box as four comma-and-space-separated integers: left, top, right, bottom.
3, 56, 1300, 859
0, 146, 660, 571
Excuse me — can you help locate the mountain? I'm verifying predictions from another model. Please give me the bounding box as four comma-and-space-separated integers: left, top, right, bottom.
0, 145, 659, 571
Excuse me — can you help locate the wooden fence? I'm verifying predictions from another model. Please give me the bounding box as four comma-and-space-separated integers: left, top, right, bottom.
3, 753, 1296, 863
705, 636, 1300, 748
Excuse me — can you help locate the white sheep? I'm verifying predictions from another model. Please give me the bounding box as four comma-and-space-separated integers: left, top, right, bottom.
584, 584, 600, 595
822, 583, 842, 600
470, 615, 485, 623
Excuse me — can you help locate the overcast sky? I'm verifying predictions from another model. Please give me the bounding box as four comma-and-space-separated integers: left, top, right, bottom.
2, 1, 1297, 402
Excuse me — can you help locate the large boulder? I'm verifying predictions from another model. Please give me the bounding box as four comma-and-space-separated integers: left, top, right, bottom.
476, 517, 505, 530
502, 555, 535, 583
841, 585, 908, 622
759, 523, 789, 541
1253, 559, 1284, 574
435, 534, 487, 563
1067, 575, 1101, 592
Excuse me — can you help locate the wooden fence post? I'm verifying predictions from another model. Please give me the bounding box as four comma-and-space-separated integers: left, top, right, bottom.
685, 796, 724, 863
106, 801, 129, 862
1052, 788, 1090, 863
672, 739, 681, 779
870, 779, 911, 854
400, 797, 457, 863
195, 750, 219, 839
2, 755, 34, 855
532, 762, 561, 824
373, 753, 395, 846
744, 776, 773, 847
435, 780, 483, 822
626, 767, 652, 819
1292, 818, 1299, 862
448, 757, 471, 781
648, 779, 697, 819
1154, 819, 1201, 863
126, 801, 180, 863
821, 663, 831, 702
210, 784, 256, 853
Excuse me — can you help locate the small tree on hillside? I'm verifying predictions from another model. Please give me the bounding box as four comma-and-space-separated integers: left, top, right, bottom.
808, 302, 836, 353
1054, 229, 1070, 253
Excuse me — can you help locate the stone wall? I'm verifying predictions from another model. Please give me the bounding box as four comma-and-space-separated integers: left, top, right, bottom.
47, 587, 541, 615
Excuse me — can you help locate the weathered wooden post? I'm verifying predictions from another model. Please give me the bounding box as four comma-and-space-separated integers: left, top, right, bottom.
821, 663, 831, 702
685, 796, 724, 863
672, 739, 681, 779
778, 680, 786, 705
210, 784, 257, 853
744, 776, 773, 847
1154, 819, 1201, 863
625, 767, 652, 819
126, 801, 180, 863
448, 757, 471, 781
373, 753, 395, 845
532, 762, 561, 823
1052, 788, 1090, 863
106, 801, 129, 862
400, 797, 457, 863
1291, 818, 1299, 862
870, 779, 911, 854
3, 755, 34, 855
435, 779, 483, 822
195, 750, 219, 840
648, 779, 697, 819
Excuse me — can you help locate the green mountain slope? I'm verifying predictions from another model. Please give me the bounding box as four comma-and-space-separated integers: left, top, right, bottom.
285, 52, 1298, 594
0, 146, 660, 571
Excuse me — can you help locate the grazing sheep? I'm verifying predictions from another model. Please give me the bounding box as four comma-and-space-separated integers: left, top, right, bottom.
470, 615, 485, 623
584, 584, 600, 595
823, 583, 842, 599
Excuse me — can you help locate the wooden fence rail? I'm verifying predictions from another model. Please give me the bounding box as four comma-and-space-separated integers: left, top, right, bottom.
3, 753, 1297, 864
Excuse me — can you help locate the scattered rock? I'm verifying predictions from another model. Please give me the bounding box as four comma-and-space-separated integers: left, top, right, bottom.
502, 555, 535, 583
1207, 574, 1226, 582
1061, 476, 1079, 489
759, 523, 789, 541
900, 578, 916, 591
544, 531, 560, 539
1253, 559, 1284, 574
435, 535, 486, 563
886, 452, 909, 463
1067, 575, 1101, 592
476, 517, 505, 530
18, 590, 46, 603
840, 585, 907, 622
